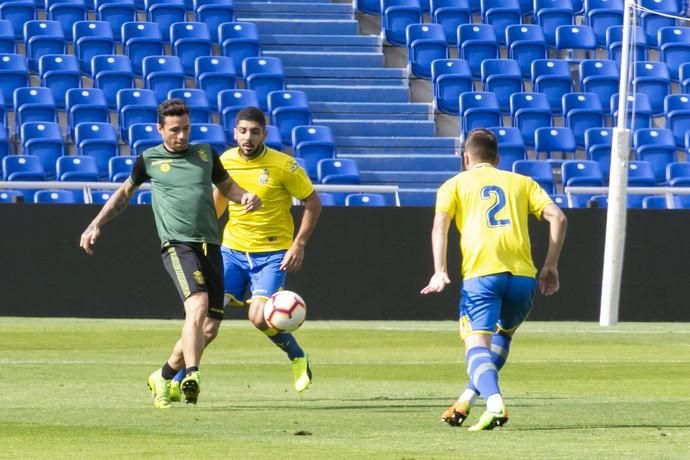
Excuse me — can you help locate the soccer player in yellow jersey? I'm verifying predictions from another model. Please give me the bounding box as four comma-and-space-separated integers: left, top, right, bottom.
421, 128, 567, 430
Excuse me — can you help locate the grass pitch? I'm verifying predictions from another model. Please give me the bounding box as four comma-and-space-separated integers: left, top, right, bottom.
0, 318, 688, 459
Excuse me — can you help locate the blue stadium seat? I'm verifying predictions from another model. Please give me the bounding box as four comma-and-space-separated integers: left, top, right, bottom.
489, 126, 526, 171
292, 125, 336, 180
38, 54, 81, 110
345, 193, 387, 207
381, 0, 423, 47
0, 19, 15, 53
122, 21, 164, 76
14, 87, 57, 137
680, 62, 690, 93
406, 23, 448, 79
90, 189, 114, 204
144, 0, 186, 42
0, 54, 29, 104
0, 189, 23, 203
666, 161, 690, 186
531, 59, 572, 114
641, 0, 680, 48
136, 190, 152, 204
108, 155, 135, 182
457, 24, 499, 78
317, 158, 361, 184
128, 123, 162, 155
607, 25, 646, 68
218, 89, 260, 140
243, 57, 286, 112
142, 55, 185, 103
218, 22, 261, 77
56, 154, 99, 181
632, 61, 671, 116
512, 159, 555, 193
73, 20, 115, 75
171, 22, 212, 77
0, 0, 36, 39
627, 160, 657, 188
65, 87, 109, 142
34, 189, 77, 204
195, 56, 236, 112
481, 0, 520, 46
356, 0, 383, 15
46, 0, 87, 41
555, 24, 597, 63
550, 193, 570, 208
584, 127, 613, 180
658, 26, 690, 81
190, 123, 227, 153
664, 94, 690, 148
193, 0, 234, 43
2, 154, 45, 181
481, 58, 522, 113
562, 92, 606, 146
534, 126, 576, 163
95, 0, 136, 42
584, 0, 623, 46
510, 92, 552, 146
117, 88, 158, 144
610, 93, 652, 131
267, 90, 312, 144
20, 121, 64, 178
579, 59, 619, 115
74, 122, 119, 178
505, 24, 547, 78
0, 125, 9, 158
534, 0, 575, 47
23, 20, 66, 72
168, 88, 211, 124
264, 124, 283, 150
318, 191, 336, 206
459, 92, 501, 139
561, 159, 604, 205
431, 58, 472, 115
431, 0, 471, 45
642, 195, 671, 209
92, 55, 134, 110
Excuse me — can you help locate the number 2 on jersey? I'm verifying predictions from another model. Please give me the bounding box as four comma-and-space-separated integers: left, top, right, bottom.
481, 185, 511, 228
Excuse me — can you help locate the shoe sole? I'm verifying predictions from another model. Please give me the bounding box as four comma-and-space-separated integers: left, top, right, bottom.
441, 410, 468, 427
469, 415, 509, 431
295, 360, 312, 393
181, 379, 199, 404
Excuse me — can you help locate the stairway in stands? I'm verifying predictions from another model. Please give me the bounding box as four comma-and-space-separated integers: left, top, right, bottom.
235, 0, 460, 206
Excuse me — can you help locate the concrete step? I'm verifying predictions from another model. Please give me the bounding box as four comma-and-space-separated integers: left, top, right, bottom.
292, 84, 409, 102
360, 170, 456, 184
319, 119, 436, 137
248, 19, 359, 35
334, 136, 458, 155
265, 51, 384, 67
260, 34, 380, 52
339, 154, 461, 171
311, 102, 430, 120
235, 1, 352, 19
398, 188, 438, 206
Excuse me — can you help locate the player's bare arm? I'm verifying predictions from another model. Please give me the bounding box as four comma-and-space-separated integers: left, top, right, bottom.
215, 176, 261, 212
421, 211, 452, 294
538, 203, 567, 296
80, 180, 138, 255
281, 191, 322, 272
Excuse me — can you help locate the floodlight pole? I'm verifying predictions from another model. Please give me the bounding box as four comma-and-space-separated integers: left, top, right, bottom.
599, 0, 634, 327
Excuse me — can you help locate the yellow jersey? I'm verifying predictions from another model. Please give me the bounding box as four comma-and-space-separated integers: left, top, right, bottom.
436, 163, 553, 279
219, 146, 315, 252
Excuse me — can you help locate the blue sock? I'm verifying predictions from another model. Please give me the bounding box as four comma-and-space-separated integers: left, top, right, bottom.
173, 369, 186, 383
266, 332, 304, 360
465, 333, 512, 395
466, 346, 500, 399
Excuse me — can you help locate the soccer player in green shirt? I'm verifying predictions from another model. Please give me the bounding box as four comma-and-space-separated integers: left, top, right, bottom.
80, 99, 261, 409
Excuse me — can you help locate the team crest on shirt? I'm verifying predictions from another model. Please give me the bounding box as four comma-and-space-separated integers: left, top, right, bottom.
198, 150, 208, 162
289, 160, 300, 172
259, 168, 270, 184
193, 270, 205, 285
160, 163, 171, 173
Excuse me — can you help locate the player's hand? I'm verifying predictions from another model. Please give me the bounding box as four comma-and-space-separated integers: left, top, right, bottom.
280, 242, 305, 272
420, 272, 450, 294
538, 265, 560, 296
80, 223, 100, 255
241, 193, 261, 212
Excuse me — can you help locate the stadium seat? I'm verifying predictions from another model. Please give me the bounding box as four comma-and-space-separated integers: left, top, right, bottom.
0, 19, 15, 53
170, 22, 212, 77
318, 191, 336, 207
406, 23, 448, 79
0, 0, 36, 39
267, 90, 312, 144
505, 24, 547, 78
627, 160, 657, 187
2, 154, 45, 181
90, 189, 114, 204
457, 24, 499, 78
550, 193, 570, 208
108, 155, 135, 182
584, 127, 613, 180
218, 89, 260, 140
579, 59, 619, 115
356, 0, 384, 15
33, 189, 77, 204
584, 0, 623, 46
459, 92, 501, 140
381, 0, 423, 47
218, 22, 261, 77
122, 21, 164, 76
262, 125, 281, 150
0, 125, 10, 157
481, 0, 520, 46
0, 189, 23, 203
680, 62, 690, 93
14, 87, 58, 137
562, 92, 606, 146
95, 0, 136, 42
317, 158, 361, 184
481, 59, 522, 113
56, 154, 99, 181
607, 25, 646, 69
561, 159, 604, 205
634, 128, 676, 183
430, 0, 471, 45
193, 0, 234, 43
632, 61, 671, 116
65, 88, 109, 142
431, 58, 472, 115
46, 0, 87, 42
128, 123, 162, 155
666, 161, 690, 186
664, 94, 690, 148
512, 159, 555, 193
0, 54, 29, 105
195, 56, 236, 112
73, 20, 115, 75
23, 20, 66, 72
136, 190, 152, 204
243, 57, 286, 112
642, 195, 671, 209
142, 55, 185, 103
117, 88, 158, 144
345, 193, 387, 207
292, 125, 336, 180
145, 0, 186, 42
168, 88, 211, 124
92, 55, 135, 110
658, 26, 690, 81
534, 0, 575, 47
38, 54, 81, 110
190, 123, 227, 153
555, 24, 597, 63
74, 122, 119, 178
510, 92, 552, 146
641, 0, 680, 48
534, 126, 577, 163
531, 59, 572, 114
610, 93, 653, 131
20, 122, 64, 178
489, 126, 526, 171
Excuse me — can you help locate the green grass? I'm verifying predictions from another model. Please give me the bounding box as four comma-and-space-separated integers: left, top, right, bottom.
0, 318, 688, 459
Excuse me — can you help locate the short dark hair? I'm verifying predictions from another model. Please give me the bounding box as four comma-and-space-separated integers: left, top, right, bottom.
158, 99, 190, 124
463, 128, 498, 164
235, 106, 266, 130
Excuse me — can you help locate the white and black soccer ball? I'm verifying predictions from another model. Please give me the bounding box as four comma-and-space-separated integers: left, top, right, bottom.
263, 290, 307, 332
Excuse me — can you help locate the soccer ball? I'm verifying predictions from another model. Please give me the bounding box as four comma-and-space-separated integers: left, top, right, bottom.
263, 290, 307, 332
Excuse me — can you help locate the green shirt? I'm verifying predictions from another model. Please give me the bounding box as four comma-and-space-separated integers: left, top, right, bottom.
129, 144, 229, 246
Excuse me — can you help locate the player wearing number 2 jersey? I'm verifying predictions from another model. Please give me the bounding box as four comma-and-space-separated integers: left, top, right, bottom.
421, 128, 567, 431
